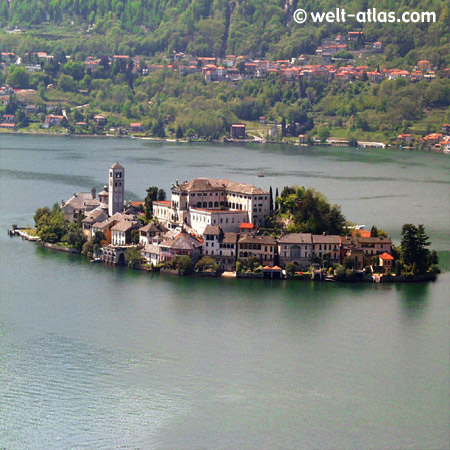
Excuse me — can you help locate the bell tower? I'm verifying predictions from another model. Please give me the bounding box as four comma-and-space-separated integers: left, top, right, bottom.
108, 162, 125, 216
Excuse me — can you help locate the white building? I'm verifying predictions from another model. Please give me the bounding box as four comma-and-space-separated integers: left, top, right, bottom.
153, 178, 270, 234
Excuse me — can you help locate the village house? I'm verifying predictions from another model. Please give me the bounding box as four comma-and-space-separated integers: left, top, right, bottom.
141, 243, 161, 265
398, 133, 413, 144
25, 104, 38, 115
278, 233, 313, 269
159, 232, 203, 263
111, 220, 140, 246
344, 248, 365, 270
217, 232, 239, 270
312, 235, 341, 264
238, 234, 277, 266
91, 213, 136, 244
230, 124, 246, 139
93, 114, 107, 125
353, 236, 392, 259
379, 252, 394, 272
43, 114, 64, 128
203, 225, 222, 256
138, 222, 168, 246
129, 122, 143, 132
2, 114, 15, 123
61, 188, 99, 223
82, 208, 109, 238
372, 41, 383, 52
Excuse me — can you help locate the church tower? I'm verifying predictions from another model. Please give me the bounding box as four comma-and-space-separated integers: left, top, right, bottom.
108, 162, 125, 216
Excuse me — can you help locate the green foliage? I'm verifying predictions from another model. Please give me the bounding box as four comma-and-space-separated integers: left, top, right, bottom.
238, 256, 260, 272
65, 223, 87, 250
144, 186, 158, 221
125, 246, 143, 268
400, 224, 432, 275
130, 229, 140, 244
167, 255, 194, 275
34, 203, 67, 243
285, 262, 296, 277
277, 186, 347, 236
7, 65, 30, 88
195, 256, 220, 273
81, 240, 94, 257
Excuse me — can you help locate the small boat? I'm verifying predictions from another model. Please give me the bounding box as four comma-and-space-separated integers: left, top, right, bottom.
90, 258, 102, 263
257, 172, 264, 177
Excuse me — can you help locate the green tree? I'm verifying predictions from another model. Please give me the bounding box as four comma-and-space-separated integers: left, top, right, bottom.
157, 189, 166, 201
58, 74, 76, 92
400, 224, 431, 274
144, 186, 159, 221
125, 246, 143, 268
7, 66, 30, 89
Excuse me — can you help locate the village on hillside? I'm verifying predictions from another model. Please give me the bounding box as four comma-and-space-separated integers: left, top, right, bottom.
1, 29, 450, 151
11, 162, 439, 283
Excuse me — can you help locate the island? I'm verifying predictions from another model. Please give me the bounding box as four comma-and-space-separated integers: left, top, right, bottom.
10, 162, 440, 283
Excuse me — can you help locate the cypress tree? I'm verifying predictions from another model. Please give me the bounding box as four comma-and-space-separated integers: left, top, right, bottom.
269, 186, 273, 211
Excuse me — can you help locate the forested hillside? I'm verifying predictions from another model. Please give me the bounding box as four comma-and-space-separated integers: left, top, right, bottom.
1, 0, 449, 59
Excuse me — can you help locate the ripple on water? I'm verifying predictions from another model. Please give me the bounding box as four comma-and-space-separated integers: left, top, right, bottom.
0, 334, 191, 449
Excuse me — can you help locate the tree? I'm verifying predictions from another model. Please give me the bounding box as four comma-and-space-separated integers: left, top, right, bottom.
65, 224, 87, 251
173, 255, 194, 275
125, 247, 143, 268
157, 189, 167, 201
34, 204, 67, 243
400, 224, 431, 274
7, 66, 30, 89
285, 262, 296, 277
317, 125, 330, 143
130, 229, 140, 244
196, 256, 219, 273
92, 231, 106, 246
58, 74, 76, 92
144, 186, 158, 221
176, 125, 184, 139
269, 186, 274, 212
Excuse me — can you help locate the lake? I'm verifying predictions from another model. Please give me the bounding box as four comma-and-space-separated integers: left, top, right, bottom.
1, 134, 449, 449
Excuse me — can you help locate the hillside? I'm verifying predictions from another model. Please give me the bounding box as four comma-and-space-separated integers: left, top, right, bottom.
1, 0, 449, 63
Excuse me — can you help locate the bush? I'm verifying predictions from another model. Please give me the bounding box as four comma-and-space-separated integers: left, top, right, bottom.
196, 256, 219, 273
285, 262, 297, 277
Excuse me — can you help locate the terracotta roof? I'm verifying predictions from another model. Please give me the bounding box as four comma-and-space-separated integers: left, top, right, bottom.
350, 229, 371, 238
110, 162, 124, 169
379, 252, 394, 260
239, 223, 254, 229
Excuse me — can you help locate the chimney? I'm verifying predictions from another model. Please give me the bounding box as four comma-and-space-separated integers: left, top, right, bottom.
91, 187, 97, 199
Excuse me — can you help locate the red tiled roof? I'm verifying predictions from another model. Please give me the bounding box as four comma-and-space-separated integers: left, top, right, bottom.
380, 252, 394, 260
239, 223, 254, 229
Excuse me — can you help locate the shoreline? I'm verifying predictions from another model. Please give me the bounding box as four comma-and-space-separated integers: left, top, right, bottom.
9, 229, 440, 284
1, 130, 446, 153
